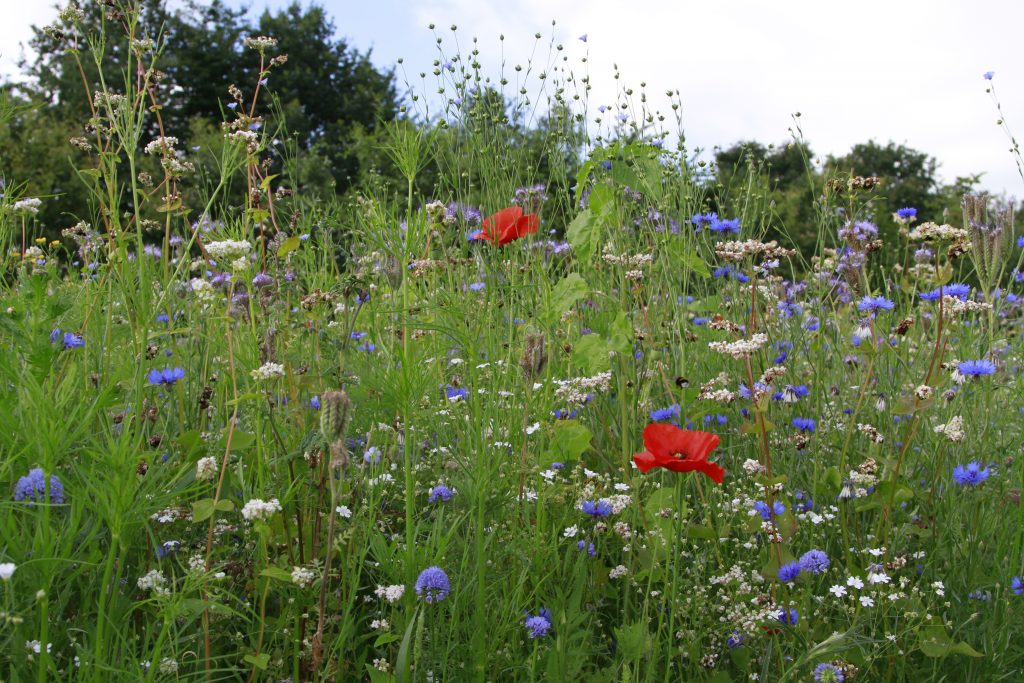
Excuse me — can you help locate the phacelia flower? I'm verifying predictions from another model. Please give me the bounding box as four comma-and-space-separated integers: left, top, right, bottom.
632, 423, 725, 484
814, 662, 845, 682
13, 468, 65, 504
953, 462, 990, 487
415, 566, 451, 603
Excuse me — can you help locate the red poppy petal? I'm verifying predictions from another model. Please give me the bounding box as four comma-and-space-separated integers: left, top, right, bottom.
482, 207, 523, 233
686, 431, 722, 462
698, 461, 726, 485
632, 451, 660, 472
514, 213, 540, 238
641, 423, 684, 458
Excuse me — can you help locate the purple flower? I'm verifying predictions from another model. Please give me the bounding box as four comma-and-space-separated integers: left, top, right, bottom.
778, 561, 802, 582
524, 607, 552, 638
14, 468, 65, 504
415, 566, 451, 603
814, 663, 845, 682
428, 485, 454, 503
799, 549, 830, 574
581, 500, 612, 518
147, 367, 185, 386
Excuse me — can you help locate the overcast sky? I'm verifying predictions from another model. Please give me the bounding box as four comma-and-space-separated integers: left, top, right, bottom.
3, 0, 1022, 197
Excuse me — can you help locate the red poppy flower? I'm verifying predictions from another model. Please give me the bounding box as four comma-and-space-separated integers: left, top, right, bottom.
633, 423, 726, 484
476, 206, 539, 245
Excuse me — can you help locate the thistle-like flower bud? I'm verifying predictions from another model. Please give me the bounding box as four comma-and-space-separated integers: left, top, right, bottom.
519, 331, 547, 381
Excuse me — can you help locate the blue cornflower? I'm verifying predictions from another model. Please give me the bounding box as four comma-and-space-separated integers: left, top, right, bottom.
1017, 236, 1024, 249
896, 207, 917, 220
576, 540, 596, 556
350, 331, 367, 340
358, 342, 376, 352
310, 395, 320, 410
857, 295, 894, 312
50, 328, 61, 343
62, 332, 85, 349
778, 561, 802, 583
691, 212, 717, 231
953, 462, 990, 487
753, 500, 786, 521
147, 367, 185, 386
523, 607, 552, 638
468, 282, 485, 292
777, 607, 798, 625
428, 485, 454, 503
444, 385, 468, 401
791, 417, 816, 433
14, 468, 65, 504
799, 549, 830, 574
813, 663, 845, 682
649, 404, 680, 422
1011, 576, 1023, 595
919, 283, 971, 301
414, 566, 451, 603
581, 500, 612, 518
957, 360, 996, 377
155, 313, 170, 323
709, 216, 741, 234
984, 71, 995, 80
363, 446, 381, 464
578, 33, 587, 42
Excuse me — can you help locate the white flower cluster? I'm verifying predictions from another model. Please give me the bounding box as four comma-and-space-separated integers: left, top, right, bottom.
602, 249, 653, 268
291, 566, 316, 587
908, 222, 968, 242
12, 198, 42, 215
942, 295, 991, 317
137, 569, 169, 596
708, 333, 769, 359
196, 456, 218, 481
205, 239, 252, 261
934, 415, 965, 443
375, 584, 405, 603
244, 35, 278, 50
241, 498, 281, 521
144, 136, 179, 156
190, 278, 218, 305
251, 362, 285, 381
553, 371, 613, 405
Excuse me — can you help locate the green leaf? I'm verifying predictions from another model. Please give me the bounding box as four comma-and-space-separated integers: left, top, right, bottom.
374, 632, 402, 647
572, 333, 611, 373
259, 173, 279, 191
156, 197, 182, 213
216, 429, 256, 452
543, 273, 589, 327
918, 624, 953, 657
395, 610, 418, 683
542, 421, 592, 467
566, 209, 599, 265
949, 641, 984, 657
614, 620, 647, 660
277, 236, 301, 257
259, 567, 294, 582
214, 499, 234, 512
243, 652, 270, 670
607, 311, 632, 355
192, 498, 215, 522
663, 240, 710, 279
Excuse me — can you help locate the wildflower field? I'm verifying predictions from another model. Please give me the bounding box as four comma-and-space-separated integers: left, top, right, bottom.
1, 3, 1023, 682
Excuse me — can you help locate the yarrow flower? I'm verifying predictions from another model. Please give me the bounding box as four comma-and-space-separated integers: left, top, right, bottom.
14, 468, 65, 504
240, 498, 281, 521
953, 462, 990, 487
523, 607, 552, 638
251, 362, 286, 381
415, 566, 451, 603
147, 367, 185, 386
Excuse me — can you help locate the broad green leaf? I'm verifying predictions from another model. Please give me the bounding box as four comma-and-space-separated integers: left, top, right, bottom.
243, 652, 270, 670
543, 273, 589, 327
192, 498, 215, 522
614, 620, 647, 660
278, 235, 301, 257
572, 333, 611, 374
260, 567, 294, 582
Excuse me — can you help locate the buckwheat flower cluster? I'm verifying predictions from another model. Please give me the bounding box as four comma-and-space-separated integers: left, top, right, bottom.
553, 371, 613, 404
698, 373, 738, 403
251, 362, 285, 381
908, 222, 968, 242
143, 136, 179, 156
942, 295, 992, 317
856, 423, 884, 444
708, 333, 769, 359
602, 248, 653, 268
12, 198, 42, 215
291, 566, 316, 587
240, 498, 281, 521
934, 416, 965, 443
205, 239, 252, 261
225, 129, 260, 152
137, 569, 169, 596
196, 456, 218, 481
375, 584, 405, 603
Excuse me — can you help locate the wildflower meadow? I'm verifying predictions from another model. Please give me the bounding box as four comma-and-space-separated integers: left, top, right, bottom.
1, 2, 1023, 681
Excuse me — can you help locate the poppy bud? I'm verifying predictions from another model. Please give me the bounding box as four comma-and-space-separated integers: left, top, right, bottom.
519, 332, 547, 380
